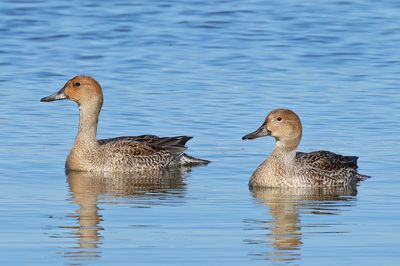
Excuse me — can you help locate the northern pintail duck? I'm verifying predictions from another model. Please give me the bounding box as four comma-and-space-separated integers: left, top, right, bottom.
41, 75, 209, 172
242, 108, 368, 188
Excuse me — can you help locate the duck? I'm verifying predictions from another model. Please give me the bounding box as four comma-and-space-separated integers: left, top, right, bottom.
242, 108, 368, 188
41, 75, 209, 172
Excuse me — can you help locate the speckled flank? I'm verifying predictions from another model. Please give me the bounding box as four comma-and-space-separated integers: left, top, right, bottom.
243, 109, 368, 188
41, 75, 209, 172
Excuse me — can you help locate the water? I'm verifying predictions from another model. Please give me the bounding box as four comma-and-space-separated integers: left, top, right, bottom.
1, 0, 400, 265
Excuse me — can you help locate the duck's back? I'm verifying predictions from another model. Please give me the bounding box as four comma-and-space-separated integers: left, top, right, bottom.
296, 150, 358, 170
295, 150, 368, 186
99, 135, 190, 155
97, 135, 190, 171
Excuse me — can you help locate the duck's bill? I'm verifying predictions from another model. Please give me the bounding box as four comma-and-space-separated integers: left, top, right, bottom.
242, 124, 270, 140
40, 87, 67, 102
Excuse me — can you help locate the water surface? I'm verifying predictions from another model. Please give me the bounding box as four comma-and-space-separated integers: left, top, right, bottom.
1, 0, 400, 265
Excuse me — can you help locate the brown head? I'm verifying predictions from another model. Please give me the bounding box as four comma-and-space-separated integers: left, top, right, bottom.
41, 75, 103, 108
242, 108, 302, 151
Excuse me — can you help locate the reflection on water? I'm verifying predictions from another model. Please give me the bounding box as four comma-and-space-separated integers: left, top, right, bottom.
247, 186, 357, 261
61, 168, 189, 261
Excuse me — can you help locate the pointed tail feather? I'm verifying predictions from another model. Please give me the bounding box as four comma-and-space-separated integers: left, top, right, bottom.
155, 136, 210, 166
356, 173, 370, 182
179, 153, 210, 166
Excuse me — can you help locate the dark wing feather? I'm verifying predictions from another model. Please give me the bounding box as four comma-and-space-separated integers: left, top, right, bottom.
296, 150, 359, 171
98, 135, 192, 158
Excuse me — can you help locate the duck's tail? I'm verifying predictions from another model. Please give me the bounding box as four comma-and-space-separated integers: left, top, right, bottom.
356, 173, 370, 182
158, 136, 210, 166
179, 153, 210, 166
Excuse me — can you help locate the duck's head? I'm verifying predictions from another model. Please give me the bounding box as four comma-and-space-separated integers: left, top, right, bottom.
41, 75, 103, 107
242, 108, 302, 151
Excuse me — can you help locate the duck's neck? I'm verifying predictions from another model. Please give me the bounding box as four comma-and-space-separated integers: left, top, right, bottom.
74, 102, 101, 146
275, 136, 299, 152
269, 144, 297, 169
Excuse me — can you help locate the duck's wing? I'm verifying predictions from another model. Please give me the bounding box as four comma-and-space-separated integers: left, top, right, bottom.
296, 150, 359, 171
98, 135, 191, 158
98, 135, 209, 166
295, 151, 369, 185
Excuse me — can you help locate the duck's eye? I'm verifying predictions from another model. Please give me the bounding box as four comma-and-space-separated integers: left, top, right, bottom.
277, 117, 282, 121
74, 82, 81, 87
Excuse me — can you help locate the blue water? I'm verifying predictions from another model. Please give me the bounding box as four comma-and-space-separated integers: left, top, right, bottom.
1, 0, 400, 265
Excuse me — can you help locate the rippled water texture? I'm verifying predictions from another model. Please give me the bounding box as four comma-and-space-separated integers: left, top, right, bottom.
1, 0, 400, 265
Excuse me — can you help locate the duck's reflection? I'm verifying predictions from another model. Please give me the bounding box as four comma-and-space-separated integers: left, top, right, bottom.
248, 186, 357, 261
62, 168, 189, 261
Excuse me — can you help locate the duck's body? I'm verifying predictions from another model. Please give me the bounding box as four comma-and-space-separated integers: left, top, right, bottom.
66, 134, 200, 172
243, 109, 368, 188
249, 149, 366, 188
41, 75, 209, 172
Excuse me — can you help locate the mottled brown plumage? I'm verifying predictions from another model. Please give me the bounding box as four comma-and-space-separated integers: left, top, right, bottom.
41, 75, 209, 172
296, 151, 358, 171
243, 108, 368, 188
